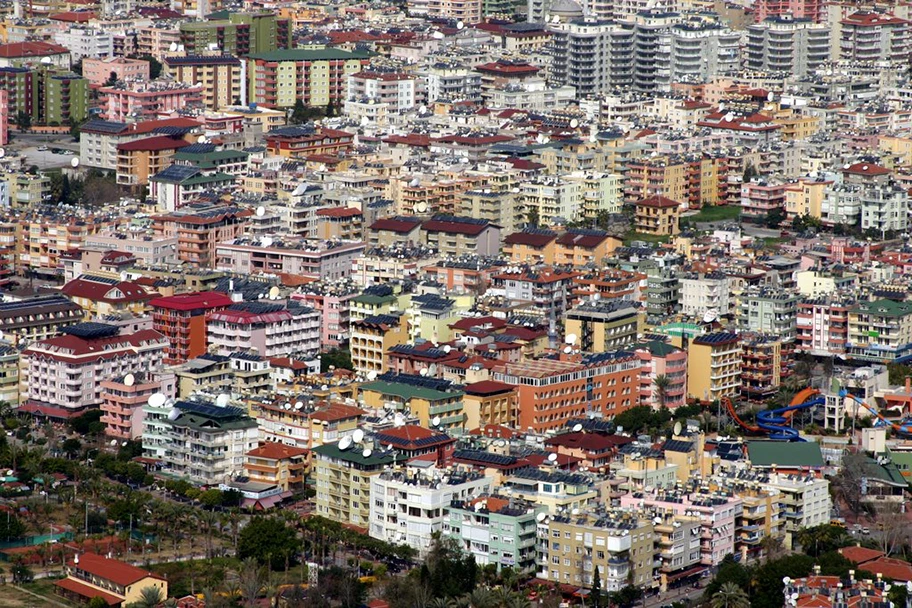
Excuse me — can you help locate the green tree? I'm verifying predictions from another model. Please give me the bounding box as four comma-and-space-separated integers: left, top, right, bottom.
653, 375, 670, 409
590, 565, 602, 608
525, 207, 540, 228
88, 597, 108, 608
131, 55, 162, 79
15, 111, 31, 131
126, 586, 165, 608
888, 363, 912, 385
104, 71, 119, 86
290, 99, 309, 125
199, 488, 223, 509
608, 586, 642, 608
61, 437, 81, 459
10, 560, 32, 583
0, 514, 26, 541
711, 582, 750, 608
321, 348, 353, 372
238, 516, 302, 570
765, 207, 787, 228
420, 533, 478, 599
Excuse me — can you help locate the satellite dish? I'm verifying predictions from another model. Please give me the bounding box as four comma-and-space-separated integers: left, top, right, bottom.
703, 310, 718, 323
409, 177, 420, 187
536, 512, 547, 522
419, 368, 428, 376
394, 413, 405, 427
148, 393, 166, 408
261, 237, 273, 247
548, 453, 558, 463
767, 91, 775, 102
169, 42, 178, 52
110, 439, 118, 446
673, 421, 683, 436
256, 206, 265, 217
563, 345, 572, 354
5, 470, 12, 476
269, 286, 281, 299
362, 448, 372, 458
432, 30, 445, 39
573, 423, 583, 432
168, 408, 181, 421
339, 436, 353, 450
353, 429, 365, 443
432, 416, 441, 427
40, 57, 51, 65
571, 508, 580, 515
123, 373, 135, 387
294, 401, 304, 409
0, 148, 5, 158
121, 441, 128, 447
783, 577, 791, 585
367, 370, 378, 381
216, 394, 230, 407
428, 363, 438, 376
570, 119, 579, 128
443, 345, 452, 353
284, 402, 291, 410
565, 333, 577, 345
415, 201, 428, 213
456, 20, 464, 29
71, 157, 80, 168
197, 135, 207, 144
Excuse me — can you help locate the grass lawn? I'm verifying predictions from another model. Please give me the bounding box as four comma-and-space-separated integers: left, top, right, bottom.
682, 205, 741, 223
1, 585, 62, 608
624, 231, 670, 245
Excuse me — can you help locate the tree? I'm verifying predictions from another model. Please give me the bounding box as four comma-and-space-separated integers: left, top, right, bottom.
88, 598, 109, 608
421, 533, 478, 599
653, 375, 670, 409
290, 99, 309, 125
126, 586, 165, 608
10, 559, 32, 583
590, 565, 602, 608
765, 207, 787, 228
608, 586, 642, 608
199, 488, 223, 509
0, 514, 26, 541
321, 348, 353, 372
710, 582, 750, 608
238, 558, 265, 608
237, 516, 301, 570
104, 71, 119, 86
131, 55, 162, 79
15, 111, 31, 131
526, 207, 540, 228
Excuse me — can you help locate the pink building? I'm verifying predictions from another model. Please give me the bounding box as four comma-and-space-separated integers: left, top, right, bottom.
754, 0, 823, 22
0, 89, 7, 146
100, 371, 176, 439
98, 81, 203, 121
740, 180, 787, 222
293, 287, 358, 350
620, 489, 742, 566
207, 301, 322, 359
635, 340, 687, 409
20, 322, 168, 420
82, 57, 150, 86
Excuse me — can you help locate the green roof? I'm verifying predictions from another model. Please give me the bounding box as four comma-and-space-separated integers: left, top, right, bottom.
351, 293, 397, 305
746, 440, 825, 468
248, 48, 371, 62
360, 379, 463, 402
173, 149, 249, 169
852, 299, 912, 318
855, 453, 908, 487
312, 442, 396, 467
633, 340, 678, 357
182, 172, 236, 186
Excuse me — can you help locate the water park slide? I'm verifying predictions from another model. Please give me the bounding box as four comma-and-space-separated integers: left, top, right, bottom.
840, 390, 912, 437
722, 388, 825, 441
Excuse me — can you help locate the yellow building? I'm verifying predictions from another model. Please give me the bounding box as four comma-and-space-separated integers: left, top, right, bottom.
247, 48, 369, 108
686, 331, 741, 402
360, 375, 466, 431
565, 300, 642, 352
503, 230, 557, 264
407, 293, 473, 344
462, 380, 518, 429
1, 171, 51, 208
542, 512, 654, 592
880, 135, 912, 167
163, 56, 242, 110
554, 230, 622, 267
634, 195, 681, 236
785, 179, 828, 220
349, 286, 410, 321
349, 313, 409, 376
55, 553, 167, 606
504, 468, 597, 514
60, 273, 155, 317
312, 442, 395, 527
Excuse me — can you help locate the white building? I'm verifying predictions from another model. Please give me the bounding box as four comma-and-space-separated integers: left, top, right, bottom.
760, 472, 830, 547
207, 301, 321, 359
680, 272, 730, 318
346, 71, 416, 114
745, 17, 831, 77
54, 27, 115, 62
369, 466, 492, 556
83, 231, 179, 266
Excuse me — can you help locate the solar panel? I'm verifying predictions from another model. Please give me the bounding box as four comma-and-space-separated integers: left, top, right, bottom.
179, 143, 217, 154
61, 322, 120, 339
153, 164, 201, 183
176, 400, 246, 418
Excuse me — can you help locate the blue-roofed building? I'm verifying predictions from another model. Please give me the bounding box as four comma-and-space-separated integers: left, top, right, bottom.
149, 164, 236, 212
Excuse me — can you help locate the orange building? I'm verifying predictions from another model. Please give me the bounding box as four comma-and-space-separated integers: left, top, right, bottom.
554, 230, 622, 267
149, 292, 234, 364
116, 136, 191, 189
244, 442, 310, 492
571, 268, 645, 304
494, 352, 640, 433
100, 372, 171, 439
503, 229, 557, 264
152, 204, 252, 267
316, 207, 363, 240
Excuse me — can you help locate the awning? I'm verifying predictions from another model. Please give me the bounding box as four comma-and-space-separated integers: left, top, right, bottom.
666, 565, 707, 582
241, 490, 292, 510
55, 578, 122, 605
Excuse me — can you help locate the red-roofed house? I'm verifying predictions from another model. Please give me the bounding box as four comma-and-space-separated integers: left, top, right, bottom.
208, 302, 321, 359
316, 206, 363, 240
245, 443, 310, 491
422, 216, 501, 257
21, 324, 168, 419
373, 425, 456, 465
555, 230, 621, 267
116, 136, 191, 188
369, 216, 423, 247
464, 380, 518, 429
61, 274, 156, 316
55, 552, 167, 606
634, 196, 681, 236
841, 12, 911, 63
0, 41, 70, 68
545, 431, 633, 470
149, 292, 234, 364
504, 230, 558, 264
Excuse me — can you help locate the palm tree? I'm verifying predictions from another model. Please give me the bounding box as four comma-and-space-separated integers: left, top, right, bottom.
504, 595, 532, 608
710, 582, 750, 608
469, 588, 496, 608
448, 596, 472, 608
653, 374, 671, 409
127, 586, 164, 608
428, 599, 450, 608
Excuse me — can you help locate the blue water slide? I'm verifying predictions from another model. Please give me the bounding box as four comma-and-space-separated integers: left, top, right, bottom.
755, 397, 826, 441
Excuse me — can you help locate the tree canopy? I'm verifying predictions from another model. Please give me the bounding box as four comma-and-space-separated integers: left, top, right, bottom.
237, 516, 301, 570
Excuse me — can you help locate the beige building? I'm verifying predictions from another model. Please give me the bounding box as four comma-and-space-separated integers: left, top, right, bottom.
55, 553, 167, 606
686, 331, 741, 402
312, 441, 396, 527
164, 55, 243, 110
350, 313, 409, 376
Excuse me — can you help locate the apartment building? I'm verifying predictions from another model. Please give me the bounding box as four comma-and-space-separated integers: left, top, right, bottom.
0, 295, 83, 345
116, 136, 191, 188
247, 48, 370, 108
745, 17, 831, 76
53, 27, 113, 62
680, 272, 730, 318
565, 300, 641, 352
741, 180, 787, 221
796, 297, 851, 356
215, 237, 364, 280
152, 204, 252, 267
686, 332, 741, 402
346, 71, 416, 114
761, 472, 830, 548
60, 274, 156, 317
244, 443, 309, 492
160, 399, 259, 485
740, 334, 783, 400
839, 12, 910, 64
99, 81, 203, 122
313, 441, 396, 527
207, 301, 321, 359
503, 468, 597, 513
654, 20, 740, 91
448, 496, 543, 574
847, 298, 912, 362
738, 289, 798, 343
80, 116, 203, 171
635, 340, 687, 409
265, 125, 356, 158
163, 55, 243, 110
494, 353, 640, 432
82, 57, 149, 85
421, 216, 501, 258
350, 313, 409, 375
463, 381, 519, 429
179, 12, 291, 57
252, 400, 363, 450
149, 292, 233, 365
100, 372, 173, 440
634, 195, 682, 236
360, 373, 466, 431
539, 512, 654, 592
55, 553, 166, 607
489, 267, 578, 320
548, 19, 634, 96
460, 191, 520, 236
20, 323, 167, 420
369, 467, 492, 555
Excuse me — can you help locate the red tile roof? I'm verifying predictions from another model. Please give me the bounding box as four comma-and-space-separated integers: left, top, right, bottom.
475, 61, 539, 75
61, 276, 154, 303
464, 380, 516, 396
378, 425, 453, 448
556, 231, 614, 248
545, 431, 632, 452
843, 162, 891, 176
383, 134, 433, 148
636, 195, 680, 209
842, 11, 908, 25
467, 423, 517, 438
860, 557, 912, 581
310, 403, 364, 422
55, 577, 122, 605
316, 207, 362, 218
117, 136, 191, 152
149, 291, 233, 311
0, 41, 69, 58
504, 231, 557, 247
269, 356, 310, 371
370, 217, 422, 233
66, 552, 164, 587
449, 316, 507, 331
25, 330, 166, 362
422, 218, 492, 236
49, 10, 95, 21
247, 443, 308, 460
839, 546, 885, 564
